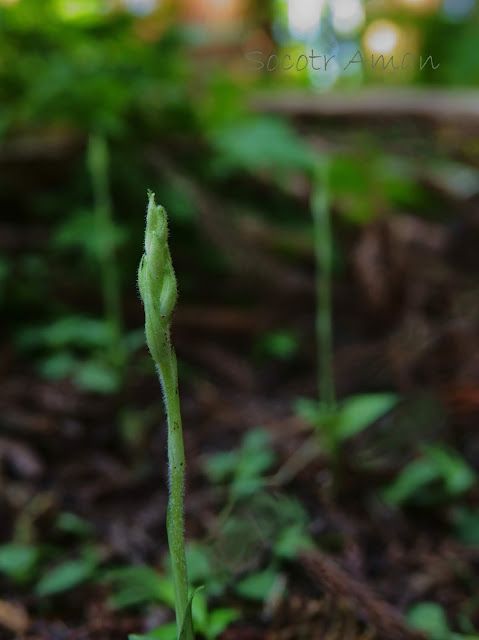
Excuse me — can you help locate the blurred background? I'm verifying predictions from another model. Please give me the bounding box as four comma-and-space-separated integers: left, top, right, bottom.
1, 0, 479, 638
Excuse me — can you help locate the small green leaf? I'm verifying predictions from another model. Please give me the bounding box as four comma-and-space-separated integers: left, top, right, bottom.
129, 622, 177, 640
0, 544, 41, 584
210, 117, 316, 175
74, 360, 121, 393
35, 556, 96, 597
424, 446, 476, 496
207, 608, 239, 639
273, 524, 314, 560
453, 507, 479, 546
179, 586, 203, 640
407, 602, 451, 640
382, 458, 439, 505
38, 351, 76, 380
235, 566, 279, 602
56, 512, 94, 538
334, 393, 399, 442
103, 566, 175, 610
204, 451, 238, 484
257, 330, 299, 360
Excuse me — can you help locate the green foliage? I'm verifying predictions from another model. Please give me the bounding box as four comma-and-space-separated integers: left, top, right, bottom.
0, 0, 189, 136
107, 567, 237, 640
217, 492, 314, 601
295, 393, 399, 455
407, 602, 479, 640
209, 116, 316, 177
255, 329, 300, 361
53, 208, 126, 258
55, 512, 95, 538
0, 543, 42, 585
235, 565, 279, 602
35, 549, 98, 597
329, 153, 428, 224
408, 602, 452, 640
104, 566, 176, 610
204, 428, 276, 500
452, 507, 479, 547
383, 446, 476, 506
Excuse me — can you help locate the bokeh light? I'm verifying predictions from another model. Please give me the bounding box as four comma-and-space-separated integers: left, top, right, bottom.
122, 0, 158, 16
287, 0, 327, 40
330, 0, 365, 36
363, 19, 400, 56
442, 0, 476, 21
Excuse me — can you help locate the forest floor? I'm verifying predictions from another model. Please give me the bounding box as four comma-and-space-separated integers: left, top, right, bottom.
1, 123, 479, 640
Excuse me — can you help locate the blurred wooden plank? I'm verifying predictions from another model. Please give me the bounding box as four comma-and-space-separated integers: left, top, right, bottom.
251, 88, 479, 126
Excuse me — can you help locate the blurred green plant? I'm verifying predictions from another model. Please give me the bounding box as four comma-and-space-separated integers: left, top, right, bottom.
452, 507, 479, 547
87, 133, 125, 371
383, 445, 476, 507
203, 428, 276, 503
407, 602, 479, 640
0, 511, 99, 596
278, 170, 399, 484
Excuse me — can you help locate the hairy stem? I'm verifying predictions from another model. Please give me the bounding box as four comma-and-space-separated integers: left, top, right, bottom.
138, 192, 194, 640
158, 351, 192, 638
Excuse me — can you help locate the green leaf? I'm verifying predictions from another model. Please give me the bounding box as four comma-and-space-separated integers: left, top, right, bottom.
273, 523, 314, 560
35, 556, 97, 597
56, 512, 94, 538
0, 544, 41, 584
38, 351, 76, 380
103, 566, 175, 610
453, 507, 479, 546
74, 360, 121, 393
334, 393, 399, 442
236, 428, 275, 479
235, 566, 279, 602
179, 586, 203, 640
407, 602, 451, 640
382, 458, 439, 505
294, 397, 337, 429
185, 543, 213, 585
383, 445, 475, 506
204, 451, 238, 484
257, 330, 299, 360
210, 116, 316, 176
424, 446, 476, 496
191, 589, 209, 632
17, 316, 115, 350
129, 622, 177, 640
231, 476, 265, 500
206, 608, 239, 640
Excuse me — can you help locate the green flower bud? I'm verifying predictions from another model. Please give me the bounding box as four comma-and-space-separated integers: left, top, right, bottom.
138, 191, 178, 364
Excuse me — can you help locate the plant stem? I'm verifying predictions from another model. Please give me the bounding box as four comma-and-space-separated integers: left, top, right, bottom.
311, 162, 336, 408
138, 192, 194, 640
87, 134, 124, 369
157, 349, 193, 639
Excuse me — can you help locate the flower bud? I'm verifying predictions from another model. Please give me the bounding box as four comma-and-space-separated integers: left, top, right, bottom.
138, 191, 178, 364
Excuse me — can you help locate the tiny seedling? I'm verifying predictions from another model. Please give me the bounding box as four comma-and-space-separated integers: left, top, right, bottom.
137, 192, 194, 640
